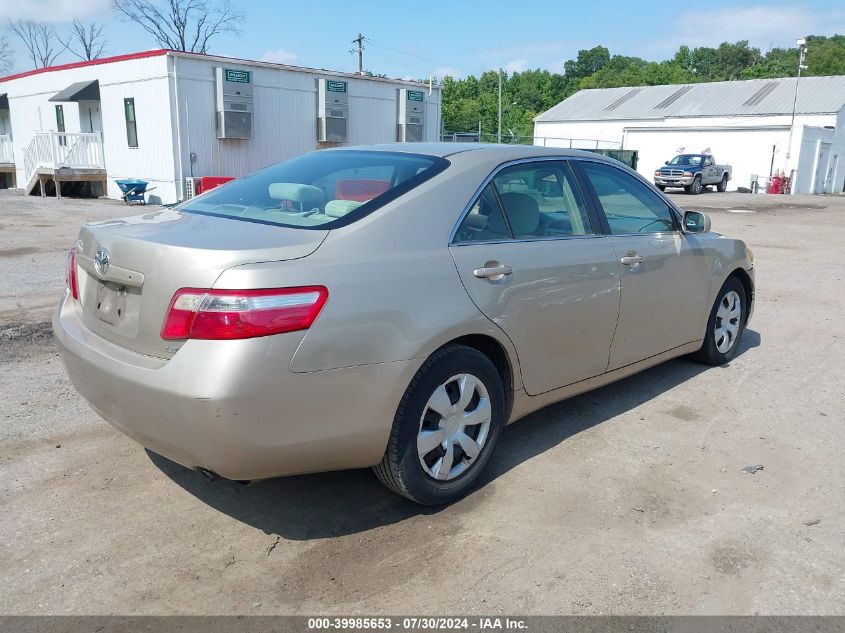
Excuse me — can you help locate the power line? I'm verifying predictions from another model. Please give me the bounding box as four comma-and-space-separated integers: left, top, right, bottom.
364, 37, 453, 71
365, 47, 432, 78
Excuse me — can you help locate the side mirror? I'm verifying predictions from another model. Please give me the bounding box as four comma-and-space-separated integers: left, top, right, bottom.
684, 210, 711, 233
664, 161, 669, 165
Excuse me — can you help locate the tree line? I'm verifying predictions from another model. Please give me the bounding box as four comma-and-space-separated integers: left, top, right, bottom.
442, 37, 845, 139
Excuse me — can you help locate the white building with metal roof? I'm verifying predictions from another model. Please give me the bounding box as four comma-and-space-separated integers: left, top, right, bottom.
534, 76, 845, 194
0, 49, 441, 203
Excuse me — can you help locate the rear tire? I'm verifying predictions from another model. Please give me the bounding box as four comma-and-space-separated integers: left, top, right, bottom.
373, 345, 505, 505
717, 174, 728, 192
691, 276, 746, 366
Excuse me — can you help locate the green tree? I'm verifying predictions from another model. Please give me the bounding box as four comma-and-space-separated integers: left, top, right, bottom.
563, 46, 611, 80
805, 35, 845, 76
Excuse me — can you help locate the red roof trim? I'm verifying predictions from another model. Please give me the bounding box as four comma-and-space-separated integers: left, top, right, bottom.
0, 49, 170, 83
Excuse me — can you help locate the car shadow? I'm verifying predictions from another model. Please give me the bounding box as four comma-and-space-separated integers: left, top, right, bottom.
149, 328, 761, 540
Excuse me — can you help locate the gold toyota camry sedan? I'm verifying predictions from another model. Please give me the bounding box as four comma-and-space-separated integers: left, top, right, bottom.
54, 144, 754, 505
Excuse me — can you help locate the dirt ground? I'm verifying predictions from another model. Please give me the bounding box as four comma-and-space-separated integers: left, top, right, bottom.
1, 188, 844, 615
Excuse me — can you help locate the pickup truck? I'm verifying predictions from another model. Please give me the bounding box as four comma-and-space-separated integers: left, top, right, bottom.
654, 154, 731, 194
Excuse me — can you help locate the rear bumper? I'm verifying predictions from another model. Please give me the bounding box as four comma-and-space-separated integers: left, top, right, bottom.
53, 293, 417, 480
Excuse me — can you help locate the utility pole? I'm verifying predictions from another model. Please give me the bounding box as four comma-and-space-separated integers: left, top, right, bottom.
785, 37, 808, 174
497, 68, 502, 144
351, 33, 365, 75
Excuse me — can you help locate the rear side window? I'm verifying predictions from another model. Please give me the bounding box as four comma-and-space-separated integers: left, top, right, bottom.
180, 150, 448, 229
453, 184, 510, 243
580, 161, 676, 234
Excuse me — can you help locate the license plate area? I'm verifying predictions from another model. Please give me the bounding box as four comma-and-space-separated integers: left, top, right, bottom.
96, 281, 129, 326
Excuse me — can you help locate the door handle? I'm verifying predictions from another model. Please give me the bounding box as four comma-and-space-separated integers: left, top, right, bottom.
620, 255, 644, 266
473, 265, 513, 279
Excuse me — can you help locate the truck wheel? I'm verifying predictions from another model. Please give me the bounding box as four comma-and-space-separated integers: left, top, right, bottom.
717, 174, 728, 192
656, 185, 666, 192
686, 176, 703, 195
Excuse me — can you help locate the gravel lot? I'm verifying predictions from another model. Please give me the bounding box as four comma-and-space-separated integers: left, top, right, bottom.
1, 188, 844, 615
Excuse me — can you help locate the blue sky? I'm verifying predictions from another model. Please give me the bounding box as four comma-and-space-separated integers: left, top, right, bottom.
2, 0, 845, 78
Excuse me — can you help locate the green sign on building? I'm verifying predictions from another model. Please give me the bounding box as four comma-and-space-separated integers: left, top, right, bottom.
327, 80, 348, 93
407, 90, 425, 102
224, 69, 251, 83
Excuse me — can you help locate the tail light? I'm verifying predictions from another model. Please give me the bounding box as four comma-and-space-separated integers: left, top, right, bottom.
66, 247, 79, 301
161, 286, 328, 340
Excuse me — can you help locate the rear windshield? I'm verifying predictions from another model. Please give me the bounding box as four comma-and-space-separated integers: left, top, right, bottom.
179, 150, 448, 229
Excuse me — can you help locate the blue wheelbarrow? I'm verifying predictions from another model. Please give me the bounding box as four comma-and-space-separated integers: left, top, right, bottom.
115, 179, 155, 204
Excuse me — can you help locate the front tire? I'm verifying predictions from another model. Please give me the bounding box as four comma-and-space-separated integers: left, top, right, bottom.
717, 174, 728, 192
691, 276, 746, 366
656, 184, 666, 192
686, 175, 703, 195
374, 345, 505, 505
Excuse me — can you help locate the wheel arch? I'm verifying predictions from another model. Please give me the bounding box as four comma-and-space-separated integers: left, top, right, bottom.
432, 333, 517, 422
728, 267, 754, 324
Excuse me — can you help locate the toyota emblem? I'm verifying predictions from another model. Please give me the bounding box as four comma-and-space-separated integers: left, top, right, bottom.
94, 248, 110, 276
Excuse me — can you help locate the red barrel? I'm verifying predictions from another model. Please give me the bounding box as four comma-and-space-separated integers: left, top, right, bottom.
768, 175, 782, 194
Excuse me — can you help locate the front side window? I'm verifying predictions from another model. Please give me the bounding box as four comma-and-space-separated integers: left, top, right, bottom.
580, 161, 676, 234
124, 98, 138, 148
180, 150, 448, 229
492, 162, 592, 238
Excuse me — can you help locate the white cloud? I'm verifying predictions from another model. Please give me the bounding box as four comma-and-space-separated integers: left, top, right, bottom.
502, 59, 528, 74
432, 66, 463, 79
674, 6, 845, 50
259, 49, 298, 65
0, 0, 110, 23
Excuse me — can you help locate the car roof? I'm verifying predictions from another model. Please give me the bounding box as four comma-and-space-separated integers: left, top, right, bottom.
337, 142, 615, 161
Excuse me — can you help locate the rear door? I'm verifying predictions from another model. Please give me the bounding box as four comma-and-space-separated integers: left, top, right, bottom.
449, 160, 620, 395
575, 160, 712, 371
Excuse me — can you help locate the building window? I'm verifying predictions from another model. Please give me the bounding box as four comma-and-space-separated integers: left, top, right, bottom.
55, 105, 66, 146
124, 98, 138, 148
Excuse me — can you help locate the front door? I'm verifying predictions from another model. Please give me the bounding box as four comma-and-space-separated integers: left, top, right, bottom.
703, 155, 716, 183
576, 160, 713, 371
449, 161, 620, 395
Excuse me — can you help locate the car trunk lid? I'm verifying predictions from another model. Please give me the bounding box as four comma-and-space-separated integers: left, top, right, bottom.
73, 209, 327, 359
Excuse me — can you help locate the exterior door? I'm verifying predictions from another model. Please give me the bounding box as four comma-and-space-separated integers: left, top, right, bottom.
576, 160, 713, 371
814, 143, 831, 194
79, 101, 102, 137
449, 161, 620, 395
